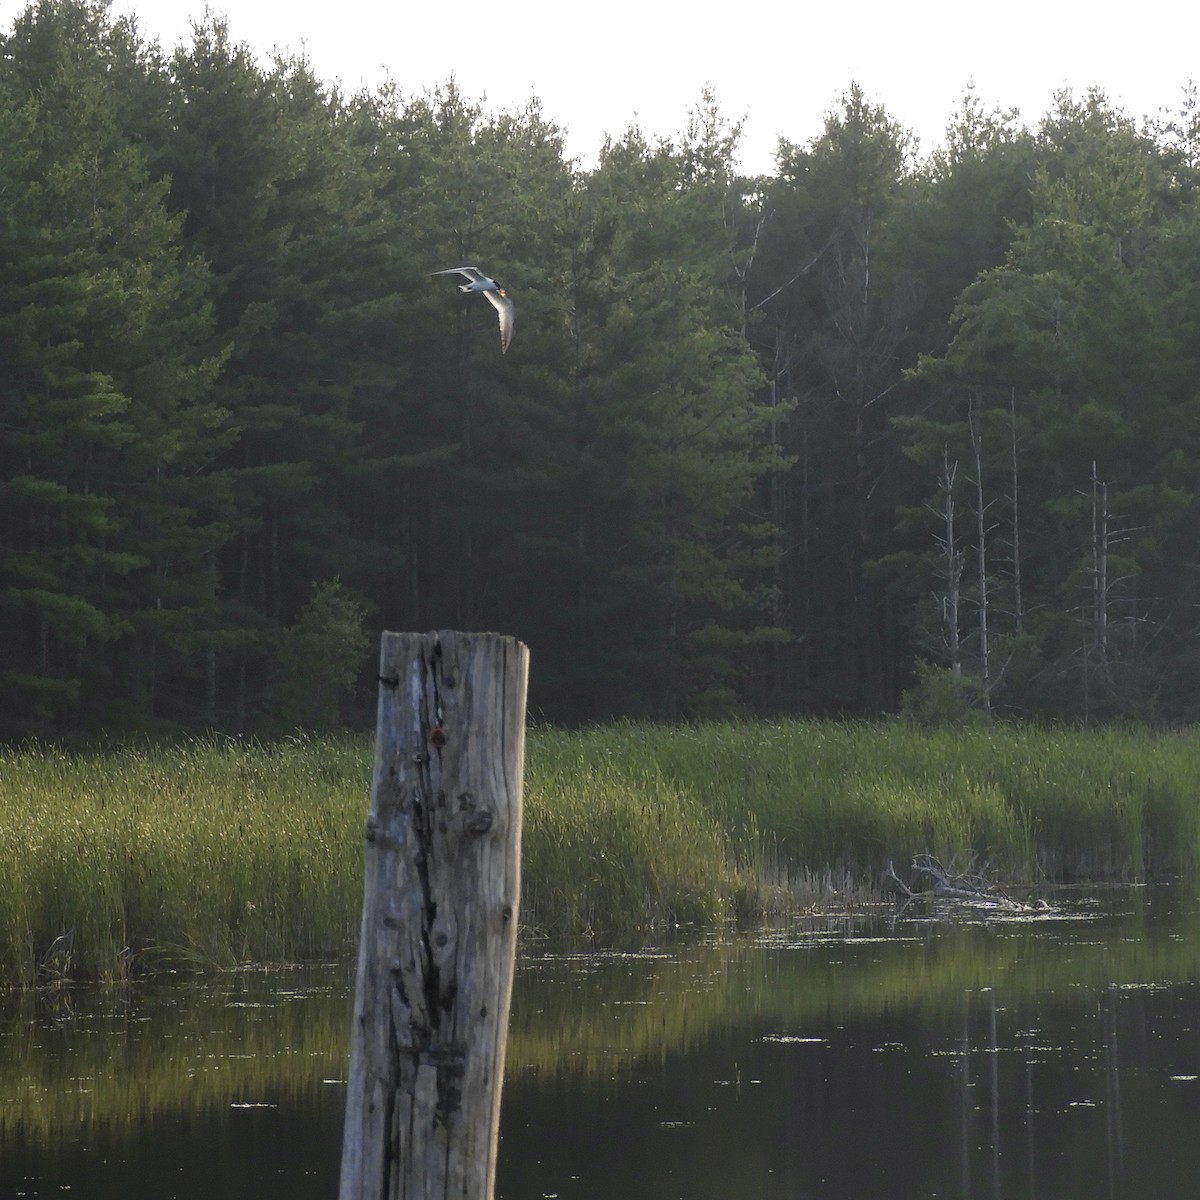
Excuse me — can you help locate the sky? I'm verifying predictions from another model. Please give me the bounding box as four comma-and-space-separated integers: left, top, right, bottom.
8, 0, 1200, 173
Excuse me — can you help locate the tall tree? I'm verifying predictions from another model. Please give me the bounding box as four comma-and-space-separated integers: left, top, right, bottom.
907, 91, 1195, 719
0, 0, 228, 734
156, 21, 389, 726
750, 84, 921, 710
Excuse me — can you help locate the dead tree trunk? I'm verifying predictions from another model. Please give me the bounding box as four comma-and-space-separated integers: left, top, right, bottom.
934, 447, 964, 676
1008, 389, 1024, 637
339, 630, 529, 1200
968, 398, 993, 716
1092, 460, 1109, 662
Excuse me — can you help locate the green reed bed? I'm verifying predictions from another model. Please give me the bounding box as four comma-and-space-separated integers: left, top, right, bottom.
590, 720, 1200, 884
519, 733, 757, 933
0, 736, 368, 984
2, 721, 1200, 981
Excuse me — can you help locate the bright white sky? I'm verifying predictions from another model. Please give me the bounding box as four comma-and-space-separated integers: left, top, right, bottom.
7, 0, 1200, 173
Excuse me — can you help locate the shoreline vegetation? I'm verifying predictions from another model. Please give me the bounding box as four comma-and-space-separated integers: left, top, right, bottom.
2, 721, 1199, 985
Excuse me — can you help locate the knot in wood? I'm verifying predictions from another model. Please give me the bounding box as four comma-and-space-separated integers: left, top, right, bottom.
428, 725, 447, 748
466, 810, 494, 835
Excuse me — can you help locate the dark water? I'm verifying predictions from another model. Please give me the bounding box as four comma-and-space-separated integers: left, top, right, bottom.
3, 886, 1200, 1199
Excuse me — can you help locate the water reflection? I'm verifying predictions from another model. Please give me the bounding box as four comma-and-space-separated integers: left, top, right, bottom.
3, 887, 1200, 1199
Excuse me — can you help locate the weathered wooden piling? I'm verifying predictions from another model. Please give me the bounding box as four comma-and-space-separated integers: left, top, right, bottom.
339, 631, 529, 1200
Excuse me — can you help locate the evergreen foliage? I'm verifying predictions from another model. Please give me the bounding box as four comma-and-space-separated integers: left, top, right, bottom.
4, 1, 1200, 735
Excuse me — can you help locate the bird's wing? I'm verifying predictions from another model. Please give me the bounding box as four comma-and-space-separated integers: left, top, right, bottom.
484, 290, 515, 353
431, 266, 485, 282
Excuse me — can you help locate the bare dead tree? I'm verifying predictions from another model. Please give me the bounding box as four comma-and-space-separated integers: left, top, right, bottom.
1008, 389, 1025, 637
968, 397, 995, 715
931, 447, 965, 676
1076, 461, 1145, 717
1092, 459, 1109, 662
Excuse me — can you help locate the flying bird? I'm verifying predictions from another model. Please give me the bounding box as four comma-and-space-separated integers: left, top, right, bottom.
431, 265, 515, 353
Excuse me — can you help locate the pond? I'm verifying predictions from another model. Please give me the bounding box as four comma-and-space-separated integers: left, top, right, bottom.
3, 885, 1199, 1199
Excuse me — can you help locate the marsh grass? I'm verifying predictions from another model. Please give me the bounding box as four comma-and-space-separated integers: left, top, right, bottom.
2, 721, 1200, 981
519, 734, 755, 933
0, 736, 367, 985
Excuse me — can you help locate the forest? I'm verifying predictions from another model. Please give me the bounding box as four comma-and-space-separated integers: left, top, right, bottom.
3, 0, 1200, 739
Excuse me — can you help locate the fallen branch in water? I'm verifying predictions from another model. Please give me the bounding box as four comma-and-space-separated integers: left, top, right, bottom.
886, 854, 1049, 912
882, 860, 917, 899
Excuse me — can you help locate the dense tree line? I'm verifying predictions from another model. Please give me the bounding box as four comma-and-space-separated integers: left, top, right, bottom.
3, 0, 1200, 738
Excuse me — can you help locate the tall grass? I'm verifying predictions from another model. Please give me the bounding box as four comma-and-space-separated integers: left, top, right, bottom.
576, 720, 1200, 880
2, 721, 1200, 981
0, 736, 367, 984
520, 732, 756, 932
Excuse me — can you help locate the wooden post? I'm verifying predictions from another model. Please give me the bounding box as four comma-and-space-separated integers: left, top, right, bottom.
340, 631, 529, 1200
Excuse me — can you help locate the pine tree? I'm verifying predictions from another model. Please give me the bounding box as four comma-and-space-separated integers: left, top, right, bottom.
155, 20, 395, 726
0, 0, 228, 734
750, 84, 921, 711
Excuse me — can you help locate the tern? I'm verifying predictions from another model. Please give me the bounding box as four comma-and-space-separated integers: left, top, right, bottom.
431, 265, 515, 353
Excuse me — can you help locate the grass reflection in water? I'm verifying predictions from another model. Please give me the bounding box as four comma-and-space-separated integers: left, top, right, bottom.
0, 966, 352, 1136
4, 887, 1198, 1140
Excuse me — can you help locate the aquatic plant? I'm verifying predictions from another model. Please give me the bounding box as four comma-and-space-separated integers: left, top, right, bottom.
0, 736, 367, 984
2, 721, 1200, 980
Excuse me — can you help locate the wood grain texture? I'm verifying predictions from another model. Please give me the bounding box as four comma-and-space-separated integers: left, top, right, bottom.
340, 631, 529, 1200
